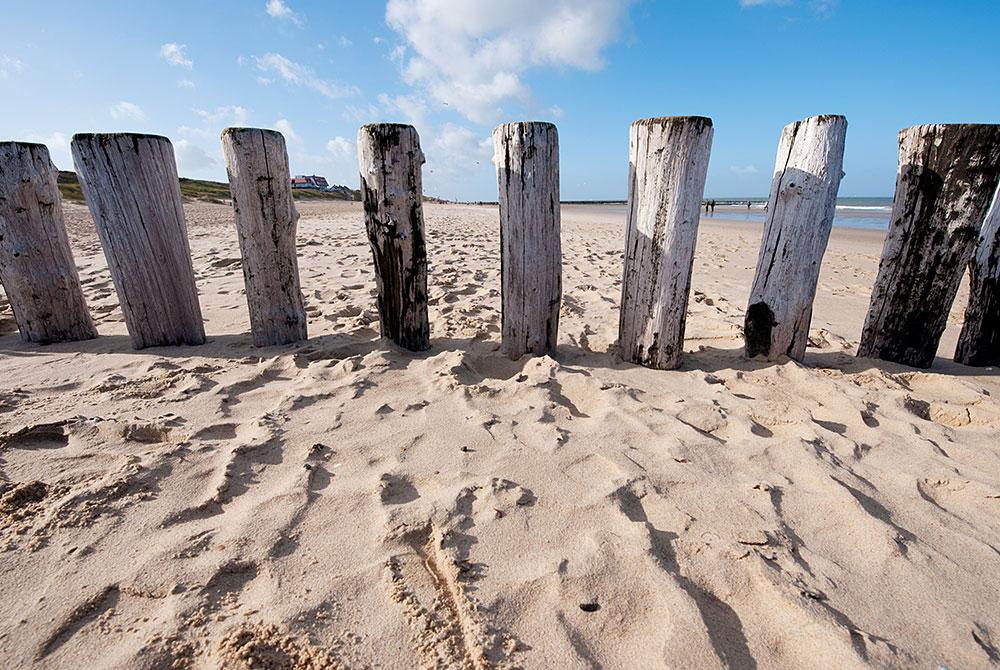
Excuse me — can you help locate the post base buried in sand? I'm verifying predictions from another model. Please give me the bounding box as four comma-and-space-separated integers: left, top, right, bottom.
357, 123, 430, 352
221, 127, 307, 347
71, 133, 206, 350
618, 116, 713, 370
0, 141, 97, 344
744, 114, 847, 362
858, 124, 1000, 368
493, 121, 562, 360
955, 185, 1000, 366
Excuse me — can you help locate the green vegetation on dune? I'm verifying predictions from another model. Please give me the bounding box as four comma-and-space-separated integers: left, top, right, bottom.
56, 171, 361, 204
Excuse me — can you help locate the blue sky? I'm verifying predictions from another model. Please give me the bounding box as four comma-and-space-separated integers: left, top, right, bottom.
3, 1, 998, 201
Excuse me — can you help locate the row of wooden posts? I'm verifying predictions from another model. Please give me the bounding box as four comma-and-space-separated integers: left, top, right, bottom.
1, 117, 999, 370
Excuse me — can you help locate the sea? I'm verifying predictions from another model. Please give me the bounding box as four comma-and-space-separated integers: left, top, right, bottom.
705, 197, 893, 230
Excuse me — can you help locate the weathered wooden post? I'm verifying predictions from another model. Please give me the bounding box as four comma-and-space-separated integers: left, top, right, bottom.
71, 133, 205, 349
618, 116, 713, 369
357, 123, 430, 351
0, 142, 97, 343
493, 121, 561, 359
858, 124, 1000, 368
221, 127, 307, 346
955, 185, 1000, 366
744, 115, 847, 361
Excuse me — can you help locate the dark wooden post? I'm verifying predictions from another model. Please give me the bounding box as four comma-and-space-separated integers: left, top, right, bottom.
71, 133, 205, 349
357, 123, 430, 351
618, 116, 713, 369
0, 142, 97, 343
745, 115, 847, 361
493, 121, 561, 360
221, 127, 307, 346
858, 124, 1000, 368
955, 186, 1000, 366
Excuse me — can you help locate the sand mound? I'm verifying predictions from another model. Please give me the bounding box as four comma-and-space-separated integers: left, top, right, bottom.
0, 202, 998, 668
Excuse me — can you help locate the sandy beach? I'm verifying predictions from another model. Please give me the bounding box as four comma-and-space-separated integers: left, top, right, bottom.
1, 201, 998, 669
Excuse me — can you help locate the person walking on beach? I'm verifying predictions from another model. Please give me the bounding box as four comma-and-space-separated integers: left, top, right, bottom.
710, 200, 715, 215
705, 200, 709, 214
747, 200, 752, 210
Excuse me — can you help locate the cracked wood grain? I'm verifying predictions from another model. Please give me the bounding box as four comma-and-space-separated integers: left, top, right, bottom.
0, 141, 97, 343
71, 133, 205, 349
858, 124, 1000, 368
358, 123, 430, 351
618, 116, 713, 370
744, 115, 847, 362
493, 121, 561, 360
221, 127, 307, 347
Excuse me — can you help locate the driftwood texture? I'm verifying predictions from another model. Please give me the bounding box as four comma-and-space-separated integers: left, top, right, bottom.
744, 115, 847, 361
357, 123, 430, 351
0, 142, 97, 343
221, 127, 307, 347
955, 186, 1000, 366
71, 133, 205, 349
618, 116, 713, 369
493, 122, 561, 360
858, 124, 1000, 368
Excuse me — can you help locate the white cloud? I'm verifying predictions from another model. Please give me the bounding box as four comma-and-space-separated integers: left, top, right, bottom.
177, 79, 196, 89
423, 123, 492, 191
110, 101, 146, 121
549, 105, 565, 119
1, 55, 24, 79
160, 43, 193, 68
174, 140, 219, 175
326, 136, 354, 159
730, 164, 760, 175
339, 36, 353, 48
265, 0, 303, 26
194, 105, 249, 126
377, 92, 430, 129
385, 0, 633, 123
274, 119, 300, 143
254, 53, 357, 100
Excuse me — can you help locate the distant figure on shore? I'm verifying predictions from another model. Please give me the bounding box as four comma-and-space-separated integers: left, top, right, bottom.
710, 200, 715, 215
747, 200, 752, 210
705, 200, 709, 214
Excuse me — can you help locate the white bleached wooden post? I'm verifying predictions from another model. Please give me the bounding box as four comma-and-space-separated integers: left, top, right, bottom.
858, 124, 1000, 368
221, 127, 307, 347
618, 116, 713, 369
71, 133, 205, 349
493, 121, 561, 359
744, 115, 847, 361
955, 185, 1000, 366
0, 142, 97, 343
357, 123, 430, 351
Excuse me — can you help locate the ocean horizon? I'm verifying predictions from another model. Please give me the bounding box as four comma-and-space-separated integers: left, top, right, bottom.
699, 196, 893, 230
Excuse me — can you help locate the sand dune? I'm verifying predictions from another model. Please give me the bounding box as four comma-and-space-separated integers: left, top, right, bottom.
1, 202, 998, 668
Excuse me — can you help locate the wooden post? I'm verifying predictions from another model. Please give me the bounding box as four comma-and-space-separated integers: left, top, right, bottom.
493, 121, 561, 359
0, 142, 97, 343
71, 133, 205, 349
858, 124, 1000, 368
221, 127, 307, 347
745, 115, 847, 361
618, 116, 713, 370
955, 185, 1000, 366
357, 123, 430, 351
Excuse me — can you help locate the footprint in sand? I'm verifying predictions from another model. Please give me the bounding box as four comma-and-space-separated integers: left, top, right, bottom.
379, 474, 420, 505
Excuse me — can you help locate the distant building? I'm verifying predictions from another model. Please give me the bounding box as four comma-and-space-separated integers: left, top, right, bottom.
291, 175, 331, 190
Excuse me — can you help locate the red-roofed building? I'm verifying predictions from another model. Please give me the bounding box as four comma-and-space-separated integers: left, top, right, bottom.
291, 175, 330, 190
